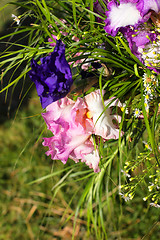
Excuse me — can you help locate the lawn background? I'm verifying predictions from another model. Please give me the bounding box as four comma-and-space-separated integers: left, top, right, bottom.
0, 1, 160, 239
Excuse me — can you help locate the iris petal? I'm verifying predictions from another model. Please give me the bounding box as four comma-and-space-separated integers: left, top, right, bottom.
29, 39, 73, 108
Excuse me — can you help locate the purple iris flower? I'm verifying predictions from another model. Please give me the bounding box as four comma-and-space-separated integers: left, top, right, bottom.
29, 39, 73, 108
103, 0, 160, 71
142, 0, 160, 15
104, 0, 160, 36
122, 27, 157, 60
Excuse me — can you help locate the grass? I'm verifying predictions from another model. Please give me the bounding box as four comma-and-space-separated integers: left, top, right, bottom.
0, 0, 18, 32
0, 0, 160, 239
0, 90, 159, 239
0, 91, 82, 239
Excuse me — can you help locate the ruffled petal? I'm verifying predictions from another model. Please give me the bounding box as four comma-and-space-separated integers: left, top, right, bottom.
85, 90, 123, 139
81, 149, 100, 173
43, 133, 91, 164
42, 97, 74, 134
122, 26, 157, 61
69, 138, 95, 161
104, 0, 143, 36
42, 90, 123, 171
42, 96, 94, 165
142, 0, 160, 14
29, 39, 73, 108
71, 97, 94, 133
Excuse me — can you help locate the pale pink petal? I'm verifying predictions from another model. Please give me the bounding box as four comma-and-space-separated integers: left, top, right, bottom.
112, 114, 122, 124
42, 90, 123, 172
42, 136, 57, 160
43, 133, 91, 164
81, 150, 100, 173
85, 90, 123, 140
70, 136, 101, 173
42, 97, 74, 134
104, 97, 122, 108
42, 96, 93, 164
71, 97, 94, 133
70, 138, 95, 160
57, 133, 91, 163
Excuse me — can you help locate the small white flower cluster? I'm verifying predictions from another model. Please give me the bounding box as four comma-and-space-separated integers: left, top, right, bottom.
148, 181, 160, 191
120, 102, 129, 115
142, 73, 159, 112
138, 38, 160, 70
133, 108, 141, 118
142, 141, 152, 151
121, 169, 131, 178
119, 192, 131, 202
11, 14, 20, 25
150, 203, 160, 208
148, 182, 155, 192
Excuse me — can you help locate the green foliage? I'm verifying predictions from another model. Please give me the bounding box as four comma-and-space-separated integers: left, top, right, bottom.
0, 0, 160, 239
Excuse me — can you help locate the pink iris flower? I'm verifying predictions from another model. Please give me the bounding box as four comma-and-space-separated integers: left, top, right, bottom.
42, 90, 123, 172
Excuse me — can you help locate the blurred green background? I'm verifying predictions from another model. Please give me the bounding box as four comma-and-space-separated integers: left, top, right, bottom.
0, 0, 17, 31
0, 1, 160, 239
